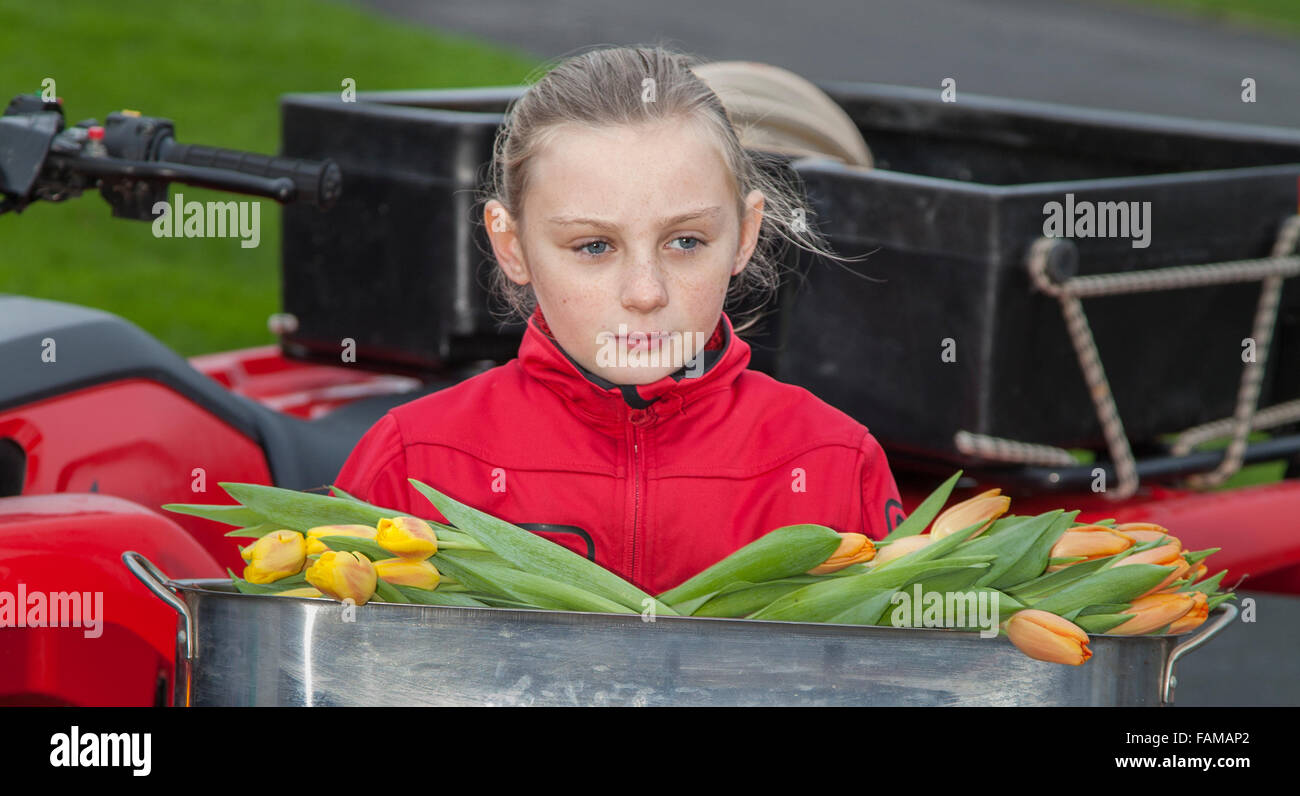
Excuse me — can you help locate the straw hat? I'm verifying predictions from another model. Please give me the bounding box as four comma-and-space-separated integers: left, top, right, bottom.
693, 60, 873, 168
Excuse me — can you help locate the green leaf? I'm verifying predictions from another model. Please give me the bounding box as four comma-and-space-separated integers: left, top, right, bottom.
217, 481, 479, 548
1078, 602, 1131, 616
1184, 569, 1227, 595
1183, 548, 1221, 566
825, 589, 899, 626
1048, 556, 1087, 567
692, 581, 808, 618
394, 586, 489, 607
881, 470, 962, 542
988, 510, 1076, 590
1206, 592, 1236, 611
1007, 551, 1116, 601
656, 524, 842, 605
954, 510, 1065, 589
1075, 613, 1133, 634
222, 523, 283, 538
434, 550, 634, 614
1028, 564, 1175, 616
410, 478, 672, 616
226, 568, 309, 593
373, 578, 406, 603
163, 502, 266, 527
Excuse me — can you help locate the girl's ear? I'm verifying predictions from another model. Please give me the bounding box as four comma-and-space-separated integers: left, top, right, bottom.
733, 189, 766, 276
485, 199, 531, 285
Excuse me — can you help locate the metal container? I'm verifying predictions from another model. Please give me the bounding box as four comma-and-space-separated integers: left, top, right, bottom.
125, 552, 1235, 707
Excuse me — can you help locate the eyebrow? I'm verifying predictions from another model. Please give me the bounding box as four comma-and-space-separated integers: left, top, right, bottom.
546, 206, 723, 230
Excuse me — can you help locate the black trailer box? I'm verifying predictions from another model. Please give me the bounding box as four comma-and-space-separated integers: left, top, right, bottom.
279, 83, 1300, 463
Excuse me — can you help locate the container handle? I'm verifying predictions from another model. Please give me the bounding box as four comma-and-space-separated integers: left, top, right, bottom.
123, 551, 195, 661
1161, 602, 1237, 705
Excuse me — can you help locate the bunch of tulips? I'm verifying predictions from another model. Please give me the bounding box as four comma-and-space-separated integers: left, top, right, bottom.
163, 470, 1235, 666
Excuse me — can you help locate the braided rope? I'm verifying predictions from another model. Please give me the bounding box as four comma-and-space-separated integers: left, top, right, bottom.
954, 430, 1078, 467
1172, 398, 1300, 456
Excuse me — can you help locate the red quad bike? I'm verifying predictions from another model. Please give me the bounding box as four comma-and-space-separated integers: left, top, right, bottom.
2, 79, 1300, 706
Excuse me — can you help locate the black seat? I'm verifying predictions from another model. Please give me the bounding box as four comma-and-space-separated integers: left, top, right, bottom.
0, 295, 463, 491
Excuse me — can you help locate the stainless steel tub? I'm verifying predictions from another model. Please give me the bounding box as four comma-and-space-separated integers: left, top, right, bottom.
125, 552, 1235, 706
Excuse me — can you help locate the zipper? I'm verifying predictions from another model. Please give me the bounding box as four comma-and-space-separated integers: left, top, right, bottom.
631, 429, 641, 580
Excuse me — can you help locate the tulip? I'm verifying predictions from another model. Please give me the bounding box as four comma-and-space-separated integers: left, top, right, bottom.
374, 557, 442, 590
1113, 541, 1189, 596
929, 489, 1011, 540
275, 587, 324, 598
872, 534, 933, 566
1168, 591, 1209, 634
1005, 609, 1092, 666
1048, 525, 1134, 570
1110, 592, 1195, 635
807, 533, 876, 575
305, 523, 379, 555
1112, 522, 1171, 535
242, 530, 307, 584
306, 550, 378, 605
376, 516, 439, 560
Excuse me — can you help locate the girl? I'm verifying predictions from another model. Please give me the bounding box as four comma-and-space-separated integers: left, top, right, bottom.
334, 45, 904, 596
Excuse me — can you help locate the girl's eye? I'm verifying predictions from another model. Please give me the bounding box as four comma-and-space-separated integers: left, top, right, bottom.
576, 240, 610, 257
669, 236, 704, 253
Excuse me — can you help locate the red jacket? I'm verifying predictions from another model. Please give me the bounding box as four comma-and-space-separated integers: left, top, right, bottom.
333, 307, 905, 596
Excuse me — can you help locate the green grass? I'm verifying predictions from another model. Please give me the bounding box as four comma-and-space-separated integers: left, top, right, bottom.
0, 0, 538, 355
1112, 0, 1300, 33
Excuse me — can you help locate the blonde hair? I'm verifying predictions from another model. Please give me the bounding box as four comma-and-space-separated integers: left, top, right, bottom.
479, 44, 856, 335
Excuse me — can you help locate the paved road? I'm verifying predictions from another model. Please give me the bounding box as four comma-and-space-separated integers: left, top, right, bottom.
361, 0, 1300, 129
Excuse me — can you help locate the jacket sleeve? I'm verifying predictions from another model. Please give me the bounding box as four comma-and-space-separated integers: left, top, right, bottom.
859, 432, 905, 541
333, 413, 412, 514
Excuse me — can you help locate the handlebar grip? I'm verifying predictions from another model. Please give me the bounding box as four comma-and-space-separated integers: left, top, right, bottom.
159, 142, 341, 209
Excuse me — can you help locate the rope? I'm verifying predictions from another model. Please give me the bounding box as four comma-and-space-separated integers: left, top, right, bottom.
1171, 398, 1300, 456
954, 430, 1078, 467
1023, 215, 1300, 496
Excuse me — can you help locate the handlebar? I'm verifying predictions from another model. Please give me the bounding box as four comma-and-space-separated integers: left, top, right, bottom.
0, 93, 341, 219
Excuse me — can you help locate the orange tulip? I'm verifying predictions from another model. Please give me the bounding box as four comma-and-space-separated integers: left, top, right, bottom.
808, 533, 876, 574
1168, 591, 1209, 634
929, 489, 1011, 540
1112, 522, 1171, 535
872, 534, 933, 566
1048, 526, 1134, 570
1005, 609, 1092, 665
1110, 592, 1195, 635
1113, 541, 1189, 596
376, 516, 439, 560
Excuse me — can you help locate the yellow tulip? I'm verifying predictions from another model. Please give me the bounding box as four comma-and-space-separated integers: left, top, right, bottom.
1168, 591, 1209, 634
275, 587, 324, 598
305, 550, 378, 605
872, 534, 933, 566
1005, 609, 1092, 666
376, 516, 439, 560
305, 523, 379, 555
1048, 525, 1134, 570
374, 557, 442, 590
1110, 592, 1195, 635
929, 488, 1010, 540
242, 530, 307, 584
807, 533, 876, 575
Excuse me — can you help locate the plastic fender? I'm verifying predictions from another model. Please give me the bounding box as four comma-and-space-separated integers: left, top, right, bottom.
0, 493, 222, 706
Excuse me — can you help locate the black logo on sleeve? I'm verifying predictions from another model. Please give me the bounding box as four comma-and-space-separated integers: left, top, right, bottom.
884, 499, 907, 533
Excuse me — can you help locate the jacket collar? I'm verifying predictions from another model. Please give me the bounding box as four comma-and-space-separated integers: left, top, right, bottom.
518, 306, 751, 428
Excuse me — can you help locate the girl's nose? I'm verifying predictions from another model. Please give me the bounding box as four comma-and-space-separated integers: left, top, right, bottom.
620, 256, 669, 312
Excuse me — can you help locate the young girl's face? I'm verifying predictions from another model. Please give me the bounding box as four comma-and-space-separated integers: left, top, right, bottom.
486, 119, 765, 385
